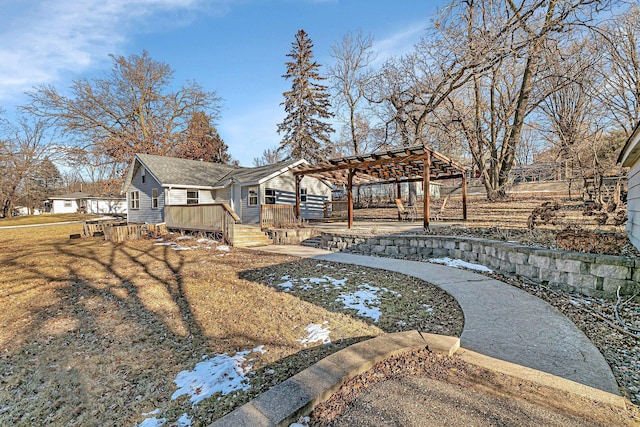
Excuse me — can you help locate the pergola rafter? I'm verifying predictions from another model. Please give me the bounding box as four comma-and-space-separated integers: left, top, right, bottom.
293, 144, 468, 229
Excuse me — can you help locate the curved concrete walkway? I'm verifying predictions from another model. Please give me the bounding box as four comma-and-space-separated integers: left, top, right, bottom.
250, 245, 619, 395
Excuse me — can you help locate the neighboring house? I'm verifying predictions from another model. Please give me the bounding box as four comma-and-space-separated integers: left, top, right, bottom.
121, 153, 332, 225
618, 121, 640, 250
48, 192, 127, 215
13, 206, 41, 216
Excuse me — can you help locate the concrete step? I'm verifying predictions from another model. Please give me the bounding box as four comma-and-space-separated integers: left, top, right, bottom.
232, 225, 272, 247
300, 236, 322, 248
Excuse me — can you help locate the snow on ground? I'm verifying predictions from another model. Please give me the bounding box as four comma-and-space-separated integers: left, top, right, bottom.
336, 285, 382, 322
298, 322, 331, 346
216, 245, 230, 251
428, 257, 493, 273
139, 347, 265, 426
176, 413, 192, 426
172, 348, 261, 404
138, 416, 166, 427
275, 273, 390, 322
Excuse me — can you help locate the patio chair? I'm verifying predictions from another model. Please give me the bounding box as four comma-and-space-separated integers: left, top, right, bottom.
395, 199, 416, 221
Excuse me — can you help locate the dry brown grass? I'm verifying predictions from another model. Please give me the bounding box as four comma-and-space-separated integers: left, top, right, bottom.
0, 225, 462, 426
0, 213, 97, 226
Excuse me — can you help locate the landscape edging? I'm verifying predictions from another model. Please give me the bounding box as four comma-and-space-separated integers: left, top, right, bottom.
320, 232, 640, 299
210, 331, 459, 427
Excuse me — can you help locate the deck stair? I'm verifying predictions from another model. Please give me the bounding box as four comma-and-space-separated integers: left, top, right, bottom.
232, 225, 273, 247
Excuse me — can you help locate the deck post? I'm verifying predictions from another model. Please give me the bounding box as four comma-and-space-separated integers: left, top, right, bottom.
347, 169, 354, 228
462, 172, 468, 221
423, 151, 431, 230
295, 175, 302, 219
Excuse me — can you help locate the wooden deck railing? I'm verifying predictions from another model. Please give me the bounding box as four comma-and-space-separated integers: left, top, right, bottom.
165, 203, 239, 244
260, 204, 298, 228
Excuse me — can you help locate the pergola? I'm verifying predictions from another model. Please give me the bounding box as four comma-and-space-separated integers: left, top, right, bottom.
292, 144, 468, 229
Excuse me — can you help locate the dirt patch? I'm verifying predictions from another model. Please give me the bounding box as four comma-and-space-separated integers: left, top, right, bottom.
307, 348, 640, 427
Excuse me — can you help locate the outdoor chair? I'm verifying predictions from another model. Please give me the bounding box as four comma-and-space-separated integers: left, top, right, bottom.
395, 198, 417, 222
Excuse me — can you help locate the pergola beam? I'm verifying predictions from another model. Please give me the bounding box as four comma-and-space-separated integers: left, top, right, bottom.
292, 144, 468, 228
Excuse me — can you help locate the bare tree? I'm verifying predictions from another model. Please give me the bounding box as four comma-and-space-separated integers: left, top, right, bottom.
253, 147, 283, 166
0, 118, 55, 217
328, 30, 376, 155
433, 0, 614, 199
595, 5, 640, 136
22, 50, 221, 178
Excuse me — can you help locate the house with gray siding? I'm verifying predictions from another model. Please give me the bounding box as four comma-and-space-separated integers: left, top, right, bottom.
122, 153, 332, 225
618, 121, 640, 251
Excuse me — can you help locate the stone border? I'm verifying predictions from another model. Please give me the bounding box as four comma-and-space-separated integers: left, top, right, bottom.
211, 331, 629, 427
321, 232, 640, 299
211, 331, 459, 427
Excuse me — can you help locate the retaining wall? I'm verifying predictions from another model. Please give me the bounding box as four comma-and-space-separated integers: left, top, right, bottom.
321, 232, 639, 299
266, 228, 320, 245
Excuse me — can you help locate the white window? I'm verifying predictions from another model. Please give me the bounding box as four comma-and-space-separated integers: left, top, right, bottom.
300, 188, 308, 202
265, 188, 276, 205
64, 200, 72, 207
130, 191, 140, 209
248, 188, 258, 206
141, 168, 146, 184
152, 188, 158, 209
187, 190, 199, 205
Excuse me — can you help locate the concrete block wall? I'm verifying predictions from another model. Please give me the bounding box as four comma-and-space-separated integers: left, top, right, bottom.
266, 228, 320, 245
321, 232, 639, 299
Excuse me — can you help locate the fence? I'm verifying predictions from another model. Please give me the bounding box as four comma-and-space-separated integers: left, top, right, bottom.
165, 203, 238, 244
323, 201, 349, 218
260, 204, 298, 228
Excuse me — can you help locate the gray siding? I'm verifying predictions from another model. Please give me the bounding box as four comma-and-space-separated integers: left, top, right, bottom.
262, 172, 331, 220
627, 165, 640, 249
168, 188, 214, 205
215, 187, 231, 202
127, 163, 165, 224
241, 186, 260, 224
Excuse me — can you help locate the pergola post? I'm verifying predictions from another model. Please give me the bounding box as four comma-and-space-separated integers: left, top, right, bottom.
347, 169, 355, 228
396, 181, 402, 221
295, 175, 302, 219
462, 172, 468, 221
423, 151, 431, 230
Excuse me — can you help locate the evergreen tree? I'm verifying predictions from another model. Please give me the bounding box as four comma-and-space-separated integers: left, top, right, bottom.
277, 29, 334, 163
178, 111, 231, 163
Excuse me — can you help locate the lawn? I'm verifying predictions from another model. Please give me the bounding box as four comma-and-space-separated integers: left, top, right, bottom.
0, 224, 462, 426
0, 213, 98, 227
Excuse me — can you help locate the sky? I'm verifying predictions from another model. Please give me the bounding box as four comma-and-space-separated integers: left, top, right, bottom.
0, 0, 446, 166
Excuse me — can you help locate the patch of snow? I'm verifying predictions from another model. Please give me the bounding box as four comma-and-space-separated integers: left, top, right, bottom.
138, 416, 166, 427
337, 285, 382, 322
428, 257, 493, 273
171, 348, 262, 404
280, 275, 290, 280
252, 345, 267, 355
176, 413, 192, 426
197, 238, 219, 245
154, 242, 176, 246
172, 246, 194, 251
307, 277, 328, 284
216, 245, 230, 251
298, 322, 331, 346
423, 304, 434, 313
290, 416, 310, 427
277, 281, 294, 291
176, 236, 193, 241
141, 409, 161, 416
